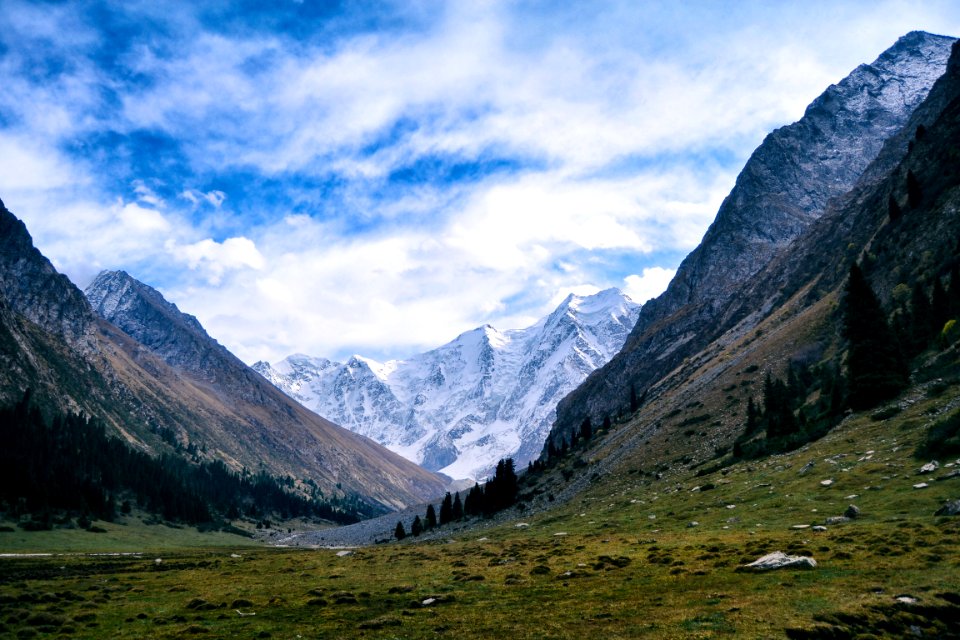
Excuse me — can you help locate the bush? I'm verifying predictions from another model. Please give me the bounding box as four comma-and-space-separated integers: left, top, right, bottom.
916, 408, 960, 458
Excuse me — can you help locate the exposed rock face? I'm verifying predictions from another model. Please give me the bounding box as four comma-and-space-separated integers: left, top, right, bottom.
553, 31, 956, 442
0, 199, 97, 352
256, 289, 640, 480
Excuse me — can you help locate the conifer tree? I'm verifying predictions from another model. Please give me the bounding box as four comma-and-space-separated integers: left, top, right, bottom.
425, 504, 437, 530
888, 194, 902, 221
452, 491, 464, 521
580, 417, 593, 441
411, 515, 423, 536
439, 492, 453, 525
844, 264, 909, 409
907, 170, 922, 208
394, 521, 406, 540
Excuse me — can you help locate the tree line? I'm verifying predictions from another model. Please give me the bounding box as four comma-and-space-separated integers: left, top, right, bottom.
395, 458, 519, 540
0, 391, 372, 529
732, 260, 960, 460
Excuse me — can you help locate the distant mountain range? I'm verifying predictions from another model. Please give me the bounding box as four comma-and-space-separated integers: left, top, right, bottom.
254, 288, 639, 480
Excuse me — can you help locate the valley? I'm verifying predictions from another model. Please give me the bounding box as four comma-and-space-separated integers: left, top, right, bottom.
2, 17, 960, 640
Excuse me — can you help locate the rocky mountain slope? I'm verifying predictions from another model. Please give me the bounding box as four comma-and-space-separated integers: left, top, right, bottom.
0, 212, 446, 513
553, 31, 957, 442
255, 289, 639, 480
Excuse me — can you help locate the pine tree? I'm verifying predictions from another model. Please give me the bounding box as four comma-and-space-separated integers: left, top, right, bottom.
580, 417, 593, 441
425, 504, 437, 530
907, 170, 922, 208
394, 521, 406, 540
844, 263, 909, 410
888, 194, 902, 221
439, 492, 453, 525
411, 515, 423, 536
452, 492, 464, 521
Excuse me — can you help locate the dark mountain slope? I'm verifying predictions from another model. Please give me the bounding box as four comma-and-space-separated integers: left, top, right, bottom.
553, 31, 956, 441
0, 205, 447, 512
547, 37, 960, 481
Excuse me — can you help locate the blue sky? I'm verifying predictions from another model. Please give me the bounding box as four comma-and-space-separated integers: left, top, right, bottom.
2, 1, 959, 364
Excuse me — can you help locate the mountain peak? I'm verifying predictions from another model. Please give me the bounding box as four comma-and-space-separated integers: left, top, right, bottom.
553, 31, 956, 439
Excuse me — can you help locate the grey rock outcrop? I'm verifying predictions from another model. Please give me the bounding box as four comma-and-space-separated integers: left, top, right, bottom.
739, 551, 817, 572
0, 199, 98, 353
935, 499, 960, 516
552, 31, 955, 441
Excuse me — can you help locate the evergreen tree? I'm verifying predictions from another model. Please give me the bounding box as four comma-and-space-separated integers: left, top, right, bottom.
425, 504, 437, 530
452, 492, 464, 521
411, 515, 423, 536
394, 521, 406, 541
745, 397, 760, 435
907, 170, 922, 208
439, 492, 453, 525
888, 194, 902, 221
580, 417, 593, 441
844, 264, 909, 410
932, 277, 951, 335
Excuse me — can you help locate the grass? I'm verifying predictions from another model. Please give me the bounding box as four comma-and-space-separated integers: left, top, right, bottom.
1, 381, 959, 638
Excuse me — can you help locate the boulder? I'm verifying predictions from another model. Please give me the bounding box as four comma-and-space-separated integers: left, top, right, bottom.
919, 461, 939, 474
739, 551, 817, 572
934, 499, 960, 516
843, 504, 861, 520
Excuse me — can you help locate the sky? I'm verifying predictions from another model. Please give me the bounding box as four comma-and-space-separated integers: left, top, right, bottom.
2, 1, 959, 364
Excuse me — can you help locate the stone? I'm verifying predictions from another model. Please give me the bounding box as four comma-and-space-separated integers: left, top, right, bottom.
739, 551, 817, 572
820, 479, 834, 486
687, 521, 699, 528
812, 526, 828, 532
843, 504, 860, 520
913, 482, 929, 489
934, 499, 960, 516
799, 461, 815, 475
335, 550, 354, 557
919, 461, 940, 474
825, 516, 851, 525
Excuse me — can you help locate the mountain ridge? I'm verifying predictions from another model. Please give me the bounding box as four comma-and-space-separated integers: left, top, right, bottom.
552, 30, 956, 442
255, 288, 640, 480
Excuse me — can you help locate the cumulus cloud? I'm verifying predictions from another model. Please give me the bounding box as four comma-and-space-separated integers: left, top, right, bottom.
624, 268, 677, 305
3, 0, 960, 362
167, 237, 265, 285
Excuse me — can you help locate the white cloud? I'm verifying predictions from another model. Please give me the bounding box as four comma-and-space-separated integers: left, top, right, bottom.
624, 267, 677, 305
167, 237, 265, 285
5, 0, 960, 364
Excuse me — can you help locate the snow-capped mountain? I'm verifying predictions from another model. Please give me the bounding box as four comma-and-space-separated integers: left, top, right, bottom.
254, 288, 640, 481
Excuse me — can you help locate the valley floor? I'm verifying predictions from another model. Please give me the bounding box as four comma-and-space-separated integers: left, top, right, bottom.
2, 382, 960, 638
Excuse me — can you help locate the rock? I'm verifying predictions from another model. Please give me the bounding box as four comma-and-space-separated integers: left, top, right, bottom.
799, 461, 815, 475
913, 483, 929, 489
820, 479, 834, 487
937, 470, 960, 482
843, 504, 861, 520
739, 551, 817, 572
919, 461, 940, 474
687, 521, 699, 528
825, 516, 851, 525
934, 499, 960, 516
335, 550, 354, 557
812, 526, 828, 532
790, 525, 810, 530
